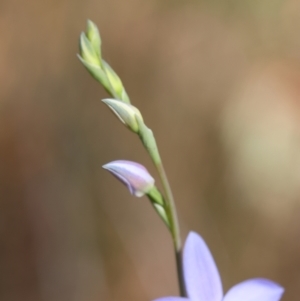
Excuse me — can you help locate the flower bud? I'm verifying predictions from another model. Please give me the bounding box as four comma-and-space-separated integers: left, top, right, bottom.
103, 61, 126, 100
102, 98, 143, 133
79, 32, 100, 66
103, 160, 155, 197
86, 20, 101, 60
77, 55, 111, 91
78, 21, 130, 103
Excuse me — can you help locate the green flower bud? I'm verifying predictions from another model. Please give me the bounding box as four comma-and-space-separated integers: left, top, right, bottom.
102, 98, 143, 133
77, 55, 110, 90
86, 20, 101, 61
79, 32, 100, 66
103, 61, 130, 103
78, 21, 130, 103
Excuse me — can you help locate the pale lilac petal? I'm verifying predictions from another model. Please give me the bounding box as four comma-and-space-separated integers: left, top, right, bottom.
183, 232, 223, 301
153, 297, 189, 301
103, 160, 154, 197
223, 278, 284, 301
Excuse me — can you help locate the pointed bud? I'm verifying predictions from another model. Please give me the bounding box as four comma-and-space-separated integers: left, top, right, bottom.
79, 32, 100, 66
86, 20, 101, 60
103, 61, 130, 103
102, 98, 143, 133
78, 55, 110, 89
103, 160, 155, 197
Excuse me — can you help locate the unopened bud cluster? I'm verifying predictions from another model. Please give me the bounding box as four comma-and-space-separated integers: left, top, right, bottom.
79, 20, 170, 228
78, 20, 130, 103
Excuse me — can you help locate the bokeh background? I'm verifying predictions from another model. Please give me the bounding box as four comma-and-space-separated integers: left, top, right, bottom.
1, 0, 300, 300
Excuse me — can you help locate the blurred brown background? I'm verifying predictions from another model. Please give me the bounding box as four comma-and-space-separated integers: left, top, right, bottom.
1, 0, 300, 300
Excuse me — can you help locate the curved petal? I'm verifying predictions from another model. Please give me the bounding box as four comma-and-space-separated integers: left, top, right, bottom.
153, 298, 189, 301
223, 278, 284, 301
183, 232, 223, 301
102, 160, 154, 197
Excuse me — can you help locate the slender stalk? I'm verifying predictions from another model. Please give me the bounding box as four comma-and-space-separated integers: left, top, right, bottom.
136, 120, 186, 296
155, 161, 186, 297
175, 249, 186, 297
155, 163, 180, 250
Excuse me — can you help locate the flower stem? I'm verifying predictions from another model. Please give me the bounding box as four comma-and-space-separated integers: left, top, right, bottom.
137, 122, 185, 296
154, 161, 185, 297
155, 162, 181, 250
93, 59, 185, 294
175, 249, 186, 297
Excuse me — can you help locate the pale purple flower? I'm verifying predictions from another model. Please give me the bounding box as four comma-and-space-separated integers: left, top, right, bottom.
154, 232, 284, 301
103, 160, 155, 197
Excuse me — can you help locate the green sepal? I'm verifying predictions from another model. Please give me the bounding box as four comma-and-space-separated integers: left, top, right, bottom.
147, 186, 170, 228
152, 203, 170, 229
121, 89, 131, 104
78, 55, 119, 98
147, 186, 164, 205
103, 61, 130, 103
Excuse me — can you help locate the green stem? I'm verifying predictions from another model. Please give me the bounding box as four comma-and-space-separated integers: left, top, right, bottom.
155, 162, 180, 250
136, 121, 185, 296
155, 161, 185, 297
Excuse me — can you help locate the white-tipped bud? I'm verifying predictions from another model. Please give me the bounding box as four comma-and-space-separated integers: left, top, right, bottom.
103, 160, 155, 197
102, 98, 143, 133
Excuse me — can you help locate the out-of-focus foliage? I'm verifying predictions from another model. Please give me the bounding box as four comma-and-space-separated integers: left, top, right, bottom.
0, 0, 300, 301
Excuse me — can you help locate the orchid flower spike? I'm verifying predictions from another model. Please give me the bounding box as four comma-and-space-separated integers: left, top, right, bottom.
154, 232, 284, 301
103, 160, 155, 197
